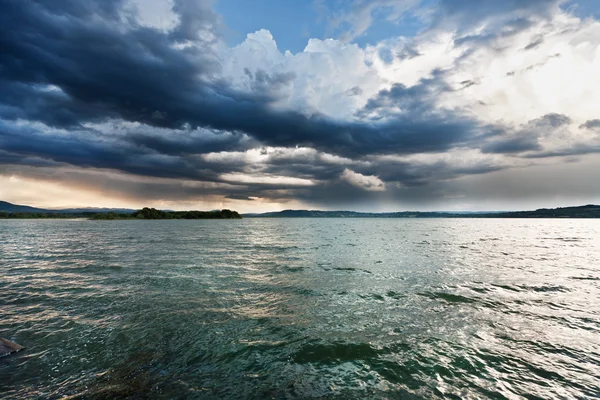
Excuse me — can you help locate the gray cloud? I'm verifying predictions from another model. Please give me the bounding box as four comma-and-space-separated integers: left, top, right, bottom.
524, 37, 545, 50
534, 113, 572, 127
168, 0, 222, 44
396, 45, 422, 60
0, 0, 597, 208
434, 0, 560, 29
318, 0, 421, 42
580, 119, 600, 130
482, 135, 542, 154
0, 0, 500, 163
345, 86, 363, 96
482, 113, 572, 155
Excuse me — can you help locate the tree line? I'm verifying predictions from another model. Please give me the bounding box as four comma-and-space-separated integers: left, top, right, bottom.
0, 208, 242, 220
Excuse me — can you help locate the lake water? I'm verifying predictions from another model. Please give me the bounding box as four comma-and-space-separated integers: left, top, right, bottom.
1, 219, 599, 399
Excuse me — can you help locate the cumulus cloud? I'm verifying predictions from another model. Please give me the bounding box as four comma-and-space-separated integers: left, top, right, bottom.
341, 169, 386, 191
0, 0, 599, 210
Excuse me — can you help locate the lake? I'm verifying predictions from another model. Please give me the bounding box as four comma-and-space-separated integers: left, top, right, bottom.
1, 219, 599, 399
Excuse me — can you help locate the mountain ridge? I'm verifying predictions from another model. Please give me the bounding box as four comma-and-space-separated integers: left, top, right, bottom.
243, 205, 600, 218
2, 201, 600, 218
0, 201, 136, 214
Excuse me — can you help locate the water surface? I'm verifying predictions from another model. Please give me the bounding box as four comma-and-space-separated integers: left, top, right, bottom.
1, 219, 599, 399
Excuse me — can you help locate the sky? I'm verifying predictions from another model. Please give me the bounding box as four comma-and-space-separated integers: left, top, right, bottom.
1, 0, 599, 212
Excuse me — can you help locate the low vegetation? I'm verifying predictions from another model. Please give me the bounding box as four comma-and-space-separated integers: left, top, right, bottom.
2, 205, 599, 219
0, 208, 242, 220
245, 205, 600, 218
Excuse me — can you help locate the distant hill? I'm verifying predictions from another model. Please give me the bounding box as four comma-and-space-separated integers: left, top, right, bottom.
244, 205, 600, 218
243, 210, 450, 218
2, 201, 600, 218
0, 201, 46, 213
493, 204, 600, 218
0, 201, 135, 214
0, 202, 241, 220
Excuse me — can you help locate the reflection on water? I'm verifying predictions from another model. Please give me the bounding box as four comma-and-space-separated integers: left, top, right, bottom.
1, 219, 600, 399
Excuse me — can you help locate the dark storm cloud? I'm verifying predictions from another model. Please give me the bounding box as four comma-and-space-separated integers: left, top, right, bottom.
168, 0, 222, 44
357, 158, 504, 187
481, 113, 575, 155
0, 121, 215, 181
0, 80, 115, 127
257, 147, 504, 190
1, 163, 243, 201
0, 150, 64, 168
243, 68, 297, 100
126, 128, 256, 156
0, 0, 499, 164
360, 71, 452, 114
0, 0, 213, 127
482, 135, 542, 154
1, 0, 594, 208
520, 114, 600, 158
264, 163, 344, 183
523, 145, 600, 159
356, 72, 503, 151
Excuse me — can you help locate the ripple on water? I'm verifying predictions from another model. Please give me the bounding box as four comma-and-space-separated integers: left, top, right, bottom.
1, 218, 600, 399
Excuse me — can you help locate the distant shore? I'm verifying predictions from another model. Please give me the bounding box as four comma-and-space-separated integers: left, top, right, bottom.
0, 207, 242, 220
2, 203, 600, 219
243, 204, 600, 218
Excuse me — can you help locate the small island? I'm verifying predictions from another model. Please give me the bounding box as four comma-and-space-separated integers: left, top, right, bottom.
92, 208, 242, 220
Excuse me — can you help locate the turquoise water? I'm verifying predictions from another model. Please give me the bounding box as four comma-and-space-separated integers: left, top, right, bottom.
1, 219, 599, 399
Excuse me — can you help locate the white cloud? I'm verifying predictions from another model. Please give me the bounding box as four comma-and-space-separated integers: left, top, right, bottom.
219, 30, 384, 120
217, 6, 599, 192
320, 0, 421, 42
218, 6, 600, 134
340, 169, 386, 191
202, 147, 365, 167
208, 7, 600, 201
435, 12, 600, 127
220, 173, 315, 186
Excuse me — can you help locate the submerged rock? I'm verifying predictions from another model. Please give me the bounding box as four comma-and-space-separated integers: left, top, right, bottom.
0, 337, 25, 357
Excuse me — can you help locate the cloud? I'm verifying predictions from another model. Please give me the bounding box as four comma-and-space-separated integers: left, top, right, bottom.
580, 119, 600, 130
168, 0, 222, 44
482, 135, 542, 154
341, 169, 386, 191
224, 194, 255, 201
318, 0, 421, 42
220, 173, 316, 187
482, 113, 572, 154
524, 37, 545, 50
431, 0, 562, 33
0, 0, 599, 210
0, 3, 489, 161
